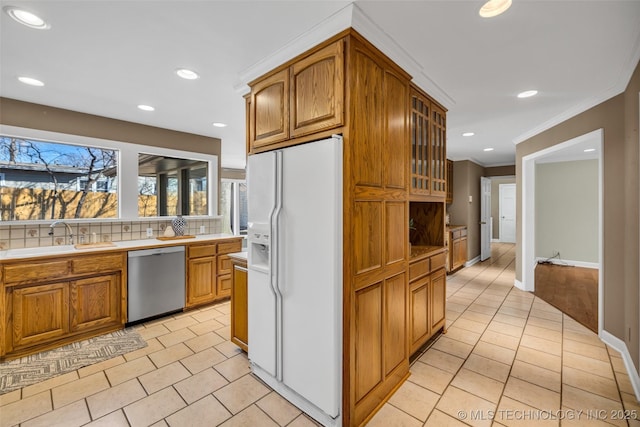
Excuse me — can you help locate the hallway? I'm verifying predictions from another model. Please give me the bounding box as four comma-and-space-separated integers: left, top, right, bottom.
369, 243, 638, 426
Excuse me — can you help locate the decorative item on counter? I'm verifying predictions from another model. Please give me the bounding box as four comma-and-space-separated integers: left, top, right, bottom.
171, 215, 187, 236
163, 225, 175, 237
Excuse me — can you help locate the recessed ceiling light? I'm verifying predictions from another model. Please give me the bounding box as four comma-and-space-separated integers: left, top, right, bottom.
137, 104, 155, 111
517, 90, 538, 99
484, 148, 494, 152
176, 68, 199, 80
212, 122, 227, 128
18, 76, 44, 86
4, 6, 49, 29
462, 132, 475, 137
479, 0, 512, 18
584, 148, 596, 153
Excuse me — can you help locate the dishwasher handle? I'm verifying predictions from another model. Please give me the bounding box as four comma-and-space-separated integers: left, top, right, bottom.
128, 245, 185, 258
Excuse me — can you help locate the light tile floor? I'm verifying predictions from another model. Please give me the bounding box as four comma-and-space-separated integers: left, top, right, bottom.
1, 243, 638, 426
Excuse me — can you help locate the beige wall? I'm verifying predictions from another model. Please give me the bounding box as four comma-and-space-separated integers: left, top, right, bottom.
535, 160, 599, 263
448, 160, 485, 261
516, 60, 640, 368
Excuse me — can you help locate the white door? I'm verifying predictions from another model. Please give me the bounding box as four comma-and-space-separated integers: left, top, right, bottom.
480, 177, 491, 261
499, 183, 516, 243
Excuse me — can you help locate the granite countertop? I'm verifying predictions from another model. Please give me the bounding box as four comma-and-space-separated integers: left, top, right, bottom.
228, 251, 247, 261
447, 224, 467, 231
0, 233, 240, 261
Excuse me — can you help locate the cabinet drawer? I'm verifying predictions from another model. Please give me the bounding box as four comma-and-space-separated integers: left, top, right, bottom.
189, 244, 217, 258
4, 259, 71, 285
218, 255, 233, 276
73, 254, 123, 275
218, 240, 242, 255
430, 252, 446, 272
459, 228, 467, 238
409, 258, 429, 282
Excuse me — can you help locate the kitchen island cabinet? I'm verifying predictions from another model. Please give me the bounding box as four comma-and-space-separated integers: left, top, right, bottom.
229, 252, 248, 352
1, 251, 126, 360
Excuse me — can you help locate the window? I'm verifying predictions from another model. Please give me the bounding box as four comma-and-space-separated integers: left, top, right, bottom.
0, 126, 218, 222
137, 154, 209, 217
0, 136, 118, 220
221, 179, 247, 236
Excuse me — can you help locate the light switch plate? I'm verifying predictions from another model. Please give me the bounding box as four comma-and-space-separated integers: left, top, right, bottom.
146, 228, 153, 237
468, 195, 473, 203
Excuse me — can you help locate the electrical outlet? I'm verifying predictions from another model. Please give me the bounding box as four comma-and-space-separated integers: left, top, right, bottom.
199, 225, 206, 234
146, 228, 153, 237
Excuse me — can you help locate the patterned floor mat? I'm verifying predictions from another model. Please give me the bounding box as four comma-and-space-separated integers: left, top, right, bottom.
0, 328, 147, 394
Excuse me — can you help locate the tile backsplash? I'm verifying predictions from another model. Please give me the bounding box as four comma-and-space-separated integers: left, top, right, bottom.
0, 217, 224, 251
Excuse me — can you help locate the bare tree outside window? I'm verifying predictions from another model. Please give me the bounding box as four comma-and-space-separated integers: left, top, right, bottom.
0, 136, 118, 221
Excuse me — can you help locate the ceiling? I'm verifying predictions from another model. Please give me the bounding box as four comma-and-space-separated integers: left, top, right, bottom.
1, 1, 639, 170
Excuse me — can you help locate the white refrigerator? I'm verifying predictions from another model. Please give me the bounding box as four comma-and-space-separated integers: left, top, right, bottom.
247, 135, 343, 427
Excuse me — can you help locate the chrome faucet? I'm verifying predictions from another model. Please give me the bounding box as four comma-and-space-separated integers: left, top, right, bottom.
49, 221, 74, 245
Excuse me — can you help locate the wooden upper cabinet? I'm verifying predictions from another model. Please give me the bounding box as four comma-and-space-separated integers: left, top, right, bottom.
248, 39, 345, 153
250, 69, 290, 148
446, 159, 453, 204
410, 86, 447, 200
410, 88, 431, 196
431, 103, 447, 197
291, 40, 344, 138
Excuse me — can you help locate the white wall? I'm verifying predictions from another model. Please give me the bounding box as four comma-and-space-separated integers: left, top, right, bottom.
535, 159, 599, 263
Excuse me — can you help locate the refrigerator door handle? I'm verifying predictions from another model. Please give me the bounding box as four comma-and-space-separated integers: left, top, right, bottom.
272, 150, 285, 382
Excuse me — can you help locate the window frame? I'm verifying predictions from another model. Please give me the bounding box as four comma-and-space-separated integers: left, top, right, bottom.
1, 125, 219, 223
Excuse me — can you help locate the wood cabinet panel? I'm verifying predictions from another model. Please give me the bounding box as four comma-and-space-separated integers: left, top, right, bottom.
10, 282, 70, 349
216, 274, 231, 298
291, 40, 344, 137
250, 69, 290, 147
218, 240, 242, 255
72, 254, 123, 275
384, 70, 408, 189
217, 255, 233, 276
186, 256, 216, 307
430, 269, 446, 331
354, 282, 383, 402
446, 159, 453, 204
386, 202, 406, 266
4, 260, 70, 285
354, 201, 383, 275
409, 258, 429, 282
410, 89, 430, 196
70, 274, 119, 333
231, 261, 248, 352
189, 244, 216, 259
351, 47, 384, 187
384, 274, 406, 375
409, 277, 429, 354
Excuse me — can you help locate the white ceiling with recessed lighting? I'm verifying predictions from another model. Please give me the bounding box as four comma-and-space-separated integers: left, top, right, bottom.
1, 0, 639, 169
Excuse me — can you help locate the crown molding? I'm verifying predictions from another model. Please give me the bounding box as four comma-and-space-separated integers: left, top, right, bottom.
234, 3, 456, 110
514, 29, 640, 145
234, 3, 354, 95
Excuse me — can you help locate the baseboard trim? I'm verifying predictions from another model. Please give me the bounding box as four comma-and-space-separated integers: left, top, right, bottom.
465, 256, 480, 267
535, 257, 599, 269
514, 279, 526, 291
491, 238, 500, 243
600, 330, 640, 400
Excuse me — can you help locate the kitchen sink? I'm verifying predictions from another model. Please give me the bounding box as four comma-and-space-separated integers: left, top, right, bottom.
2, 245, 76, 258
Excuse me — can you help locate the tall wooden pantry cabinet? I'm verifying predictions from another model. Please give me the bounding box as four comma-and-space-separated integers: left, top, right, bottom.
246, 28, 446, 427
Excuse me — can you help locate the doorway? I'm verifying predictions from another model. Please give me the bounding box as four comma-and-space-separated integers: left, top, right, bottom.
499, 183, 516, 243
521, 128, 603, 333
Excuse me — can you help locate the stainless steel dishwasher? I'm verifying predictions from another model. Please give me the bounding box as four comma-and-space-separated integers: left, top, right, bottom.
127, 245, 186, 323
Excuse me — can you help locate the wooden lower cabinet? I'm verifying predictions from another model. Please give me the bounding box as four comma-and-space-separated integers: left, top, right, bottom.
70, 274, 120, 333
409, 250, 447, 355
10, 282, 70, 350
186, 239, 242, 308
448, 226, 467, 272
230, 256, 248, 352
2, 252, 125, 359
